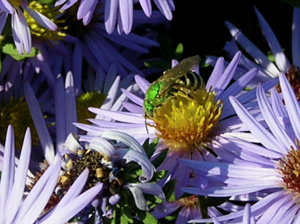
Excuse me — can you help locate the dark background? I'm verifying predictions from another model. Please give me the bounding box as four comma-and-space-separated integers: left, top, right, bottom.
169, 0, 293, 61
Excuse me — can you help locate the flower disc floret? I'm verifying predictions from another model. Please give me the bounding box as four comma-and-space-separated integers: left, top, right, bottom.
276, 65, 300, 100
278, 140, 300, 202
24, 1, 66, 41
0, 97, 39, 148
150, 87, 223, 152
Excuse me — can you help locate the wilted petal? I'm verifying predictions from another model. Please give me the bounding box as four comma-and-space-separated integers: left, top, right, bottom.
126, 185, 148, 210
101, 130, 147, 156
115, 148, 154, 182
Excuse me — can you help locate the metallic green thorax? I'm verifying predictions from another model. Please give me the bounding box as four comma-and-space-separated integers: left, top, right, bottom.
143, 55, 201, 118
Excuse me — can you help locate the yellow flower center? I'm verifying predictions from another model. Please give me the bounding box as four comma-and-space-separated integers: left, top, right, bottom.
0, 97, 39, 149
178, 195, 199, 208
8, 0, 22, 7
150, 87, 223, 153
76, 91, 107, 124
278, 140, 300, 202
24, 1, 66, 41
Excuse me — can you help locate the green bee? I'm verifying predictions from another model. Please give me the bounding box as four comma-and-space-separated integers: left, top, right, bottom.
143, 55, 202, 118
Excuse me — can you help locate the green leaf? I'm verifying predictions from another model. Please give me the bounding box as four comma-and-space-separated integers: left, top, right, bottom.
151, 148, 168, 168
143, 137, 159, 159
174, 43, 184, 59
136, 210, 158, 224
121, 206, 133, 223
163, 180, 177, 201
2, 44, 39, 60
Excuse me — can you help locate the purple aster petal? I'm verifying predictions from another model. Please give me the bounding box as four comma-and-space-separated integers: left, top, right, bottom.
64, 133, 83, 153
121, 88, 144, 106
24, 6, 57, 31
180, 160, 279, 180
39, 168, 90, 220
126, 185, 148, 210
119, 0, 133, 34
0, 12, 8, 34
206, 55, 224, 90
77, 0, 97, 19
255, 7, 290, 72
104, 0, 118, 34
257, 193, 296, 223
134, 75, 150, 94
122, 101, 144, 113
270, 88, 287, 117
279, 72, 300, 140
101, 31, 159, 52
128, 182, 166, 202
225, 21, 280, 77
59, 0, 78, 11
152, 202, 181, 219
89, 137, 116, 159
229, 96, 283, 152
0, 0, 13, 13
72, 43, 83, 93
218, 67, 258, 103
116, 148, 154, 182
40, 183, 103, 224
0, 125, 15, 223
82, 0, 97, 25
257, 83, 295, 151
235, 76, 278, 105
5, 128, 31, 223
24, 83, 55, 163
54, 75, 67, 150
176, 207, 189, 224
139, 0, 152, 17
153, 0, 172, 20
54, 0, 67, 6
212, 51, 241, 98
89, 108, 145, 123
11, 8, 31, 54
13, 156, 62, 223
292, 7, 300, 67
101, 130, 147, 156
65, 72, 78, 134
242, 204, 255, 224
109, 193, 121, 205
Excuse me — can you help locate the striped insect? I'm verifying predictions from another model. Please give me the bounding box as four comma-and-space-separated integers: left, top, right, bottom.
143, 55, 203, 118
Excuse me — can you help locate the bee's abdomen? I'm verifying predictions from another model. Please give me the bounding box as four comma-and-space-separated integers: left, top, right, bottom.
176, 72, 203, 90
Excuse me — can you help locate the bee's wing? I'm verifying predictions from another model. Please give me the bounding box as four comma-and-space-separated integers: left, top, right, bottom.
157, 55, 201, 93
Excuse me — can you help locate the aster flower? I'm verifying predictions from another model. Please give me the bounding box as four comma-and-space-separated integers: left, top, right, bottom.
35, 0, 163, 83
207, 6, 300, 91
55, 0, 174, 34
0, 125, 103, 224
0, 0, 57, 54
152, 194, 203, 223
104, 0, 175, 34
76, 51, 279, 199
25, 67, 134, 165
0, 54, 55, 154
61, 130, 165, 222
180, 73, 300, 223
